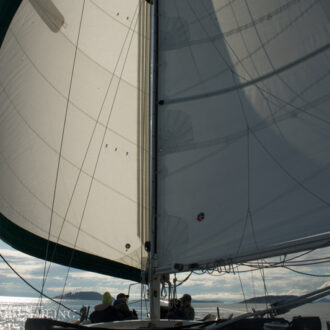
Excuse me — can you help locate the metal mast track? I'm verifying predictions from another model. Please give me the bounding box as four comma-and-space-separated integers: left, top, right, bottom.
149, 0, 161, 321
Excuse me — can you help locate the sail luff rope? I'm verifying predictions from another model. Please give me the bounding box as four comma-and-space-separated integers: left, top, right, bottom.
160, 42, 330, 105
38, 0, 87, 314
55, 5, 142, 318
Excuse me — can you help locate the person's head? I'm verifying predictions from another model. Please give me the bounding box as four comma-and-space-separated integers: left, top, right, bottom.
117, 293, 129, 303
180, 294, 192, 307
102, 291, 113, 305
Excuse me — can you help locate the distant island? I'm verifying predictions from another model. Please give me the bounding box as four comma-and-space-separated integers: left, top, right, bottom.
193, 299, 223, 303
54, 291, 102, 300
241, 295, 297, 304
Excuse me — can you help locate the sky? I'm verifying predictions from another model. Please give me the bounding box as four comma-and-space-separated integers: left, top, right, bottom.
1, 239, 329, 304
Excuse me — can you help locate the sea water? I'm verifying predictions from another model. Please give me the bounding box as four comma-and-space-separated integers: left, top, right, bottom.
0, 296, 329, 329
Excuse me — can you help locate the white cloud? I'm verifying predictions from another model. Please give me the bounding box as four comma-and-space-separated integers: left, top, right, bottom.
0, 240, 329, 302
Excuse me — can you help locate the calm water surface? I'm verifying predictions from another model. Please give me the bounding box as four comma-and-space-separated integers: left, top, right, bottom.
0, 296, 329, 329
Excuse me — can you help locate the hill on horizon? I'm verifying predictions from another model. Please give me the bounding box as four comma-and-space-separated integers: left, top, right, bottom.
54, 291, 102, 300
241, 295, 298, 304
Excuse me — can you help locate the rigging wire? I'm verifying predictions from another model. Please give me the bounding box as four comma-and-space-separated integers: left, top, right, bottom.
0, 254, 80, 316
42, 0, 152, 298
236, 266, 248, 313
39, 0, 87, 314
55, 4, 142, 319
45, 0, 142, 284
192, 1, 275, 309
283, 265, 330, 278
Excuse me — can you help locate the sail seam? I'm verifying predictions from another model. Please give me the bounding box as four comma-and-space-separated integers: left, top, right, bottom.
4, 29, 142, 147
40, 0, 88, 301
19, 0, 145, 89
44, 2, 143, 281
170, 0, 302, 51
168, 0, 318, 99
160, 42, 330, 105
59, 2, 142, 289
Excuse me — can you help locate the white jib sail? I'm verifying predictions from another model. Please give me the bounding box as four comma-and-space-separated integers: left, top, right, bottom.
0, 0, 150, 278
156, 0, 330, 273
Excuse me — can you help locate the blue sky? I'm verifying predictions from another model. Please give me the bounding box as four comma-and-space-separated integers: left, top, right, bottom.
0, 239, 329, 303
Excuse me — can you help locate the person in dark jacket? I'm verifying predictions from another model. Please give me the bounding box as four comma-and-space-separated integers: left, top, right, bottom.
168, 294, 195, 320
113, 293, 138, 320
89, 291, 118, 323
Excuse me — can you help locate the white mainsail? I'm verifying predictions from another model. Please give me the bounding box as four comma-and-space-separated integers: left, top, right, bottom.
157, 0, 330, 273
0, 0, 150, 281
0, 0, 329, 295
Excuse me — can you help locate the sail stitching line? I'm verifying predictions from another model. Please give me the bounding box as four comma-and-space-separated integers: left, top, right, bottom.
0, 193, 73, 247
229, 0, 285, 138
167, 1, 325, 155
0, 81, 148, 207
159, 1, 328, 223
46, 4, 142, 299
16, 0, 144, 89
230, 0, 275, 305
244, 0, 326, 138
5, 29, 141, 148
160, 42, 330, 105
177, 2, 269, 278
49, 8, 141, 262
222, 2, 270, 298
182, 0, 237, 28
0, 146, 144, 252
169, 0, 318, 99
0, 142, 150, 262
179, 0, 302, 49
233, 2, 330, 287
252, 131, 330, 207
56, 4, 142, 303
173, 2, 206, 97
159, 86, 330, 162
38, 0, 87, 313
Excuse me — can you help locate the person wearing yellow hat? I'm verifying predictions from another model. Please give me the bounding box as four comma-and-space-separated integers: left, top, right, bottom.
89, 291, 117, 323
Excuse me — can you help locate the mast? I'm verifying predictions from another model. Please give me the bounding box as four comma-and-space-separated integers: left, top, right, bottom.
149, 0, 160, 321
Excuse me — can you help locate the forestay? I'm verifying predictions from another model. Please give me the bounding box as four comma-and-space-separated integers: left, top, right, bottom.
0, 0, 150, 281
156, 0, 330, 273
